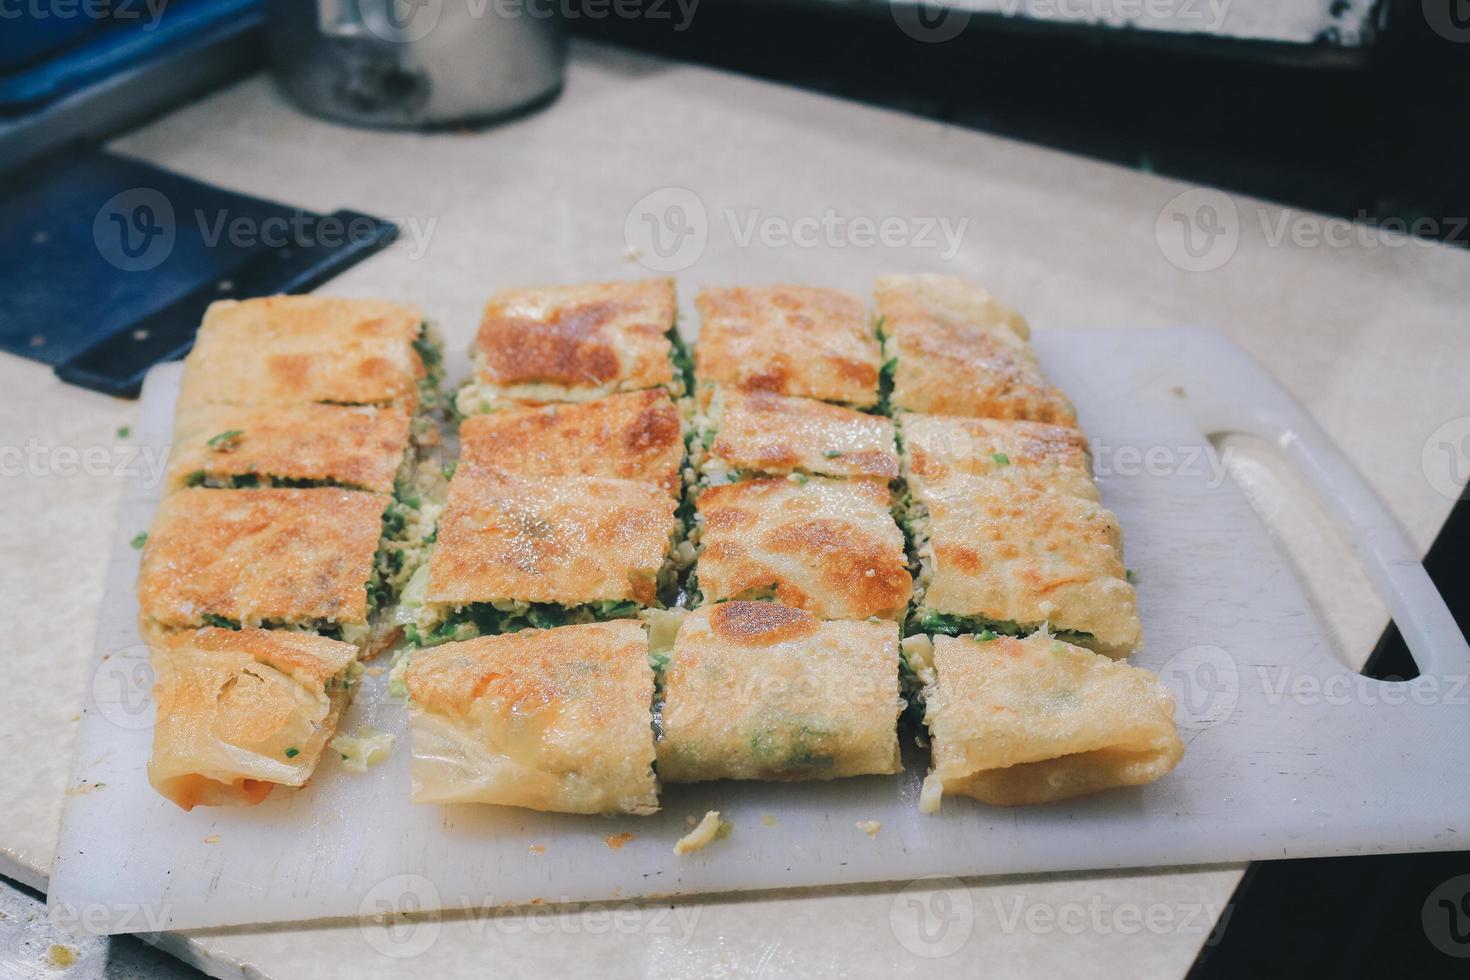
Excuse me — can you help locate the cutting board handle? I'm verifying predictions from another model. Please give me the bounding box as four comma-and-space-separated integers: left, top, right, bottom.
1181, 328, 1469, 678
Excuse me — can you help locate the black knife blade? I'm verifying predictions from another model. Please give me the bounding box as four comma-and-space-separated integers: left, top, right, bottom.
55, 209, 398, 397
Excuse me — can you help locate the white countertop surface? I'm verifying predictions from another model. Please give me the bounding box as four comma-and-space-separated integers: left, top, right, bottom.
2, 39, 1465, 980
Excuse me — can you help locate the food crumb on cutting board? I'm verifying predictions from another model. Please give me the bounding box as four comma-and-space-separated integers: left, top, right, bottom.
856, 821, 881, 838
331, 726, 395, 773
604, 832, 635, 850
44, 944, 79, 969
674, 811, 732, 855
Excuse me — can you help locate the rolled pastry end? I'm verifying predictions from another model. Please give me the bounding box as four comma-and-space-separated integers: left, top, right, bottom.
921, 632, 1182, 809
146, 627, 360, 811
405, 620, 659, 815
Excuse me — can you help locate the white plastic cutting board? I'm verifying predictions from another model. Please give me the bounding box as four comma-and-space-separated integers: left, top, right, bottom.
48, 327, 1470, 935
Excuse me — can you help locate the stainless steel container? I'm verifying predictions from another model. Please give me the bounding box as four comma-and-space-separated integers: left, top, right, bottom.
265, 0, 565, 129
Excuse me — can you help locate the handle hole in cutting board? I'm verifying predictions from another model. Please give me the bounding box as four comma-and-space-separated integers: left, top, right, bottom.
1207, 432, 1394, 675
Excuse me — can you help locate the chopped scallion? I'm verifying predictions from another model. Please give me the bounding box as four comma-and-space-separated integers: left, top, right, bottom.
207, 430, 244, 451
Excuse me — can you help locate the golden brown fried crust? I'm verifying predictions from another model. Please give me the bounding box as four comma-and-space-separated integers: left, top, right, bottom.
657, 605, 901, 782
148, 625, 357, 685
406, 620, 650, 716
177, 296, 425, 410
901, 413, 1097, 502
482, 309, 620, 384
707, 600, 819, 646
919, 479, 1140, 653
427, 468, 677, 606
459, 391, 683, 496
694, 286, 881, 407
695, 477, 910, 620
874, 273, 1030, 340
137, 488, 387, 628
146, 627, 359, 810
889, 319, 1075, 425
164, 402, 412, 493
472, 279, 675, 389
708, 390, 898, 480
927, 633, 1182, 804
404, 621, 658, 814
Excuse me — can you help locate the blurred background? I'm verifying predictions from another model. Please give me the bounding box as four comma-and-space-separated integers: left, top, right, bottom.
1, 0, 1466, 243
2, 0, 1465, 392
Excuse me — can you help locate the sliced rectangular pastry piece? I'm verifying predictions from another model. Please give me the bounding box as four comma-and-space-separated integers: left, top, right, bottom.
656, 602, 902, 782
405, 620, 658, 814
146, 626, 361, 810
908, 476, 1141, 656
177, 296, 440, 411
912, 632, 1183, 808
162, 400, 444, 649
459, 390, 684, 497
403, 467, 680, 645
137, 487, 389, 645
694, 475, 911, 621
875, 274, 1075, 425
457, 278, 683, 414
875, 272, 1031, 341
693, 387, 899, 484
163, 401, 414, 494
694, 285, 882, 408
898, 413, 1098, 503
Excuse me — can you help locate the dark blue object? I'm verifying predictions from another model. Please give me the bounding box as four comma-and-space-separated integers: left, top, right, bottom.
0, 0, 258, 112
0, 15, 101, 73
0, 150, 300, 365
57, 207, 398, 397
0, 149, 398, 395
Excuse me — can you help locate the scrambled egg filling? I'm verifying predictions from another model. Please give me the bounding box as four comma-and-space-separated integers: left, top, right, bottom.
673, 810, 731, 855
331, 725, 396, 773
